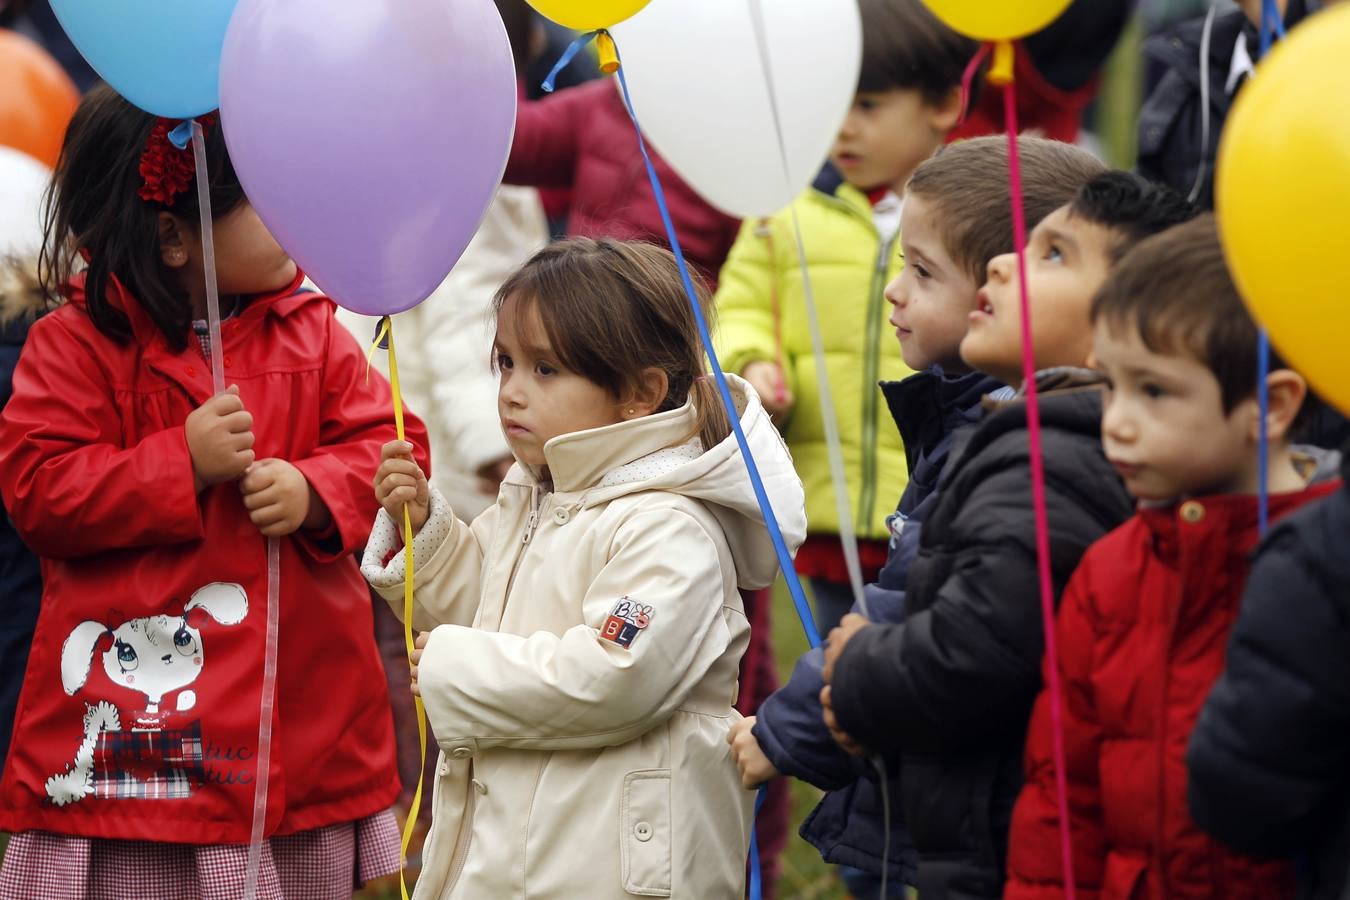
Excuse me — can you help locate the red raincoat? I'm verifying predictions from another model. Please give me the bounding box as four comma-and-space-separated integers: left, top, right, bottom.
0, 272, 428, 844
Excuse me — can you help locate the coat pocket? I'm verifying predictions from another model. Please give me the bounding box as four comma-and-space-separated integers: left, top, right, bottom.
620, 769, 672, 897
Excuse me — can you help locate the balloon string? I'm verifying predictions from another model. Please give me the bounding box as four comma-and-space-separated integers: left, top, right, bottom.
747, 785, 767, 900
609, 39, 821, 649
746, 0, 868, 617
1002, 72, 1076, 899
541, 30, 599, 93
185, 118, 280, 900
188, 122, 226, 397
1255, 0, 1283, 535
958, 43, 993, 128
371, 317, 429, 900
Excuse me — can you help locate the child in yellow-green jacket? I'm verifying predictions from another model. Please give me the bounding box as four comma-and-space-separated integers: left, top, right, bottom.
714, 0, 974, 632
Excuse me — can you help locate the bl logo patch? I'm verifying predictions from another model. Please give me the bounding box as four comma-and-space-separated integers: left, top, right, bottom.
599, 597, 654, 650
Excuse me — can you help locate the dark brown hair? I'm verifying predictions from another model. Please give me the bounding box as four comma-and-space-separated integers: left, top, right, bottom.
1068, 171, 1198, 262
907, 136, 1108, 284
40, 84, 247, 352
1091, 214, 1271, 413
493, 239, 732, 451
857, 0, 979, 103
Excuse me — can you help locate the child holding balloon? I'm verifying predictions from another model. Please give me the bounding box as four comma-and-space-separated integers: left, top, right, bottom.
365, 238, 806, 900
0, 85, 427, 899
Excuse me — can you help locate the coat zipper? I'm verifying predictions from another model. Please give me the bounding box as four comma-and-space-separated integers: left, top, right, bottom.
858, 230, 900, 536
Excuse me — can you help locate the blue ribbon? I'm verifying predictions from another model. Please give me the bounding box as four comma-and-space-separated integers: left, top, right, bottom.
747, 785, 767, 900
167, 119, 194, 151
609, 44, 822, 650
1255, 0, 1284, 535
541, 30, 599, 94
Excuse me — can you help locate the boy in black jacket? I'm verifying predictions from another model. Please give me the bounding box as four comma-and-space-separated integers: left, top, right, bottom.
1188, 451, 1350, 900
819, 172, 1196, 898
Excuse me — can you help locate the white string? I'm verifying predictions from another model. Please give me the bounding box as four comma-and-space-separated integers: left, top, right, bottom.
189, 124, 225, 396
191, 121, 280, 900
745, 0, 869, 619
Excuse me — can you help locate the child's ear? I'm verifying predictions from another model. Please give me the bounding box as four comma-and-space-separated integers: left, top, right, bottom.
158, 212, 190, 269
623, 368, 670, 419
1260, 369, 1308, 444
928, 86, 965, 135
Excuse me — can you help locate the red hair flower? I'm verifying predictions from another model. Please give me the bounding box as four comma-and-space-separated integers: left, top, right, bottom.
138, 113, 217, 206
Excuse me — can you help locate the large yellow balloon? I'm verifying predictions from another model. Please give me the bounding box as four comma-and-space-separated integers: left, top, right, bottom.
526, 0, 651, 31
1216, 4, 1350, 415
921, 0, 1073, 42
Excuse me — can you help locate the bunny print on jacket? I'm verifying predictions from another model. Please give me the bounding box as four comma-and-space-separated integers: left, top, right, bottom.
45, 583, 247, 807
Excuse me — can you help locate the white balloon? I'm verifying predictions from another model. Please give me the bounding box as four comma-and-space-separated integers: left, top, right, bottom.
612, 0, 861, 219
0, 147, 51, 259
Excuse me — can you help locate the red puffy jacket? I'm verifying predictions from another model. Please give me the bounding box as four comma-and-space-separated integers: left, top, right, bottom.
505, 78, 742, 287
0, 272, 428, 843
1006, 484, 1339, 900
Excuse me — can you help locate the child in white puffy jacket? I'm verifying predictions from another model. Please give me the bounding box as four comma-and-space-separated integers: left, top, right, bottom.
364, 238, 806, 899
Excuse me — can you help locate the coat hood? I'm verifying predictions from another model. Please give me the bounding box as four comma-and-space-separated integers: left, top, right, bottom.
510, 374, 806, 590
0, 256, 46, 340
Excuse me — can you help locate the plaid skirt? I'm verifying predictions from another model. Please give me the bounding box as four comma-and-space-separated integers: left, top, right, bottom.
0, 810, 400, 900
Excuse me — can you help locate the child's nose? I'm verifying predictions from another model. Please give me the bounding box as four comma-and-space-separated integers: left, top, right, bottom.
987, 253, 1014, 283
1102, 401, 1135, 443
883, 276, 905, 307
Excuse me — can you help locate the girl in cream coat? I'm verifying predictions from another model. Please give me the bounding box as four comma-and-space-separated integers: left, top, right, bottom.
364, 239, 806, 899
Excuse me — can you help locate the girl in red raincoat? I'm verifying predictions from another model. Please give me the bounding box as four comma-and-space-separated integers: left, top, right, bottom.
0, 85, 429, 900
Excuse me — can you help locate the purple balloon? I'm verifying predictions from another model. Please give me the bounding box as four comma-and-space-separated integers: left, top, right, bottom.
220, 0, 516, 317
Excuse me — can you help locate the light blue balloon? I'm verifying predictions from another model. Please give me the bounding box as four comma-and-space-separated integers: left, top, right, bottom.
49, 0, 238, 119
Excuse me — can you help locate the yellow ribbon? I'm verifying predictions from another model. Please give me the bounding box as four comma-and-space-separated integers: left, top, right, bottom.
371, 316, 428, 900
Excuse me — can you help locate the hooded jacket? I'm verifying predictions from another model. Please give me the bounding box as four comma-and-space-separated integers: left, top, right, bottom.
0, 271, 426, 842
363, 375, 806, 899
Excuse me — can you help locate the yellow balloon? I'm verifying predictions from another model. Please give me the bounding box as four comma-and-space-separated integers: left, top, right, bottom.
921, 0, 1073, 42
526, 0, 651, 31
1217, 4, 1350, 415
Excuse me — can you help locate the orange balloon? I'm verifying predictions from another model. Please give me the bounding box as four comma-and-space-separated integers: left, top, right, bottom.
0, 30, 80, 168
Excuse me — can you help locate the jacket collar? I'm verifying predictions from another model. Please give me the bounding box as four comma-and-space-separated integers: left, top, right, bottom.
882, 369, 1004, 474
64, 269, 312, 350
1138, 480, 1340, 565
509, 398, 699, 495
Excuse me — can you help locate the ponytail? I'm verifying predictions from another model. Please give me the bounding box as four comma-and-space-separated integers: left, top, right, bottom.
690, 375, 732, 452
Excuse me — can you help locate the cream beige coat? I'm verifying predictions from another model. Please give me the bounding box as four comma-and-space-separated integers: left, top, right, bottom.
363, 377, 805, 899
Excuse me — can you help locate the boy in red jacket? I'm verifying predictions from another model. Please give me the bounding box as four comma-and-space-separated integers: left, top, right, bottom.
1005, 214, 1341, 899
